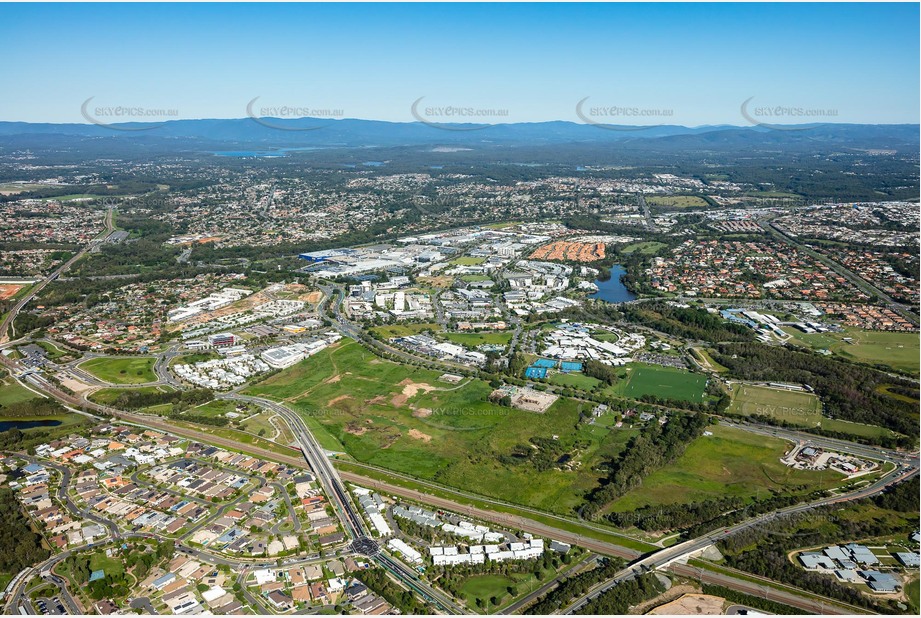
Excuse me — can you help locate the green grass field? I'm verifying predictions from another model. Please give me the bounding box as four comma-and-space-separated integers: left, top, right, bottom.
87, 385, 174, 406
442, 331, 512, 348
190, 399, 241, 418
89, 551, 125, 577
451, 256, 487, 266
460, 274, 493, 282
459, 574, 518, 607
817, 417, 901, 440
549, 372, 602, 390
0, 376, 38, 407
726, 384, 902, 440
646, 195, 709, 208
615, 364, 708, 402
244, 339, 640, 514
607, 424, 845, 512
79, 356, 157, 384
35, 340, 71, 361
620, 241, 667, 255
783, 327, 920, 375
728, 384, 823, 426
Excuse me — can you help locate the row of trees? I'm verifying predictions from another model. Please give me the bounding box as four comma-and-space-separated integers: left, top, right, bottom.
582, 412, 709, 518
619, 302, 754, 343
574, 572, 665, 615
100, 387, 213, 411
530, 558, 624, 614
357, 567, 426, 614
712, 342, 917, 438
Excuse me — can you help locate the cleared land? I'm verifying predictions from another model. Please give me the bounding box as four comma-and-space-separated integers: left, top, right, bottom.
442, 332, 512, 348
370, 322, 441, 339
607, 424, 845, 512
244, 339, 640, 514
79, 356, 157, 384
530, 240, 605, 263
0, 284, 25, 300
727, 384, 823, 426
646, 195, 709, 208
783, 326, 920, 375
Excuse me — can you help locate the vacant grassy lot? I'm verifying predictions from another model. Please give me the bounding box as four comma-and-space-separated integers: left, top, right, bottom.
89, 551, 125, 577
442, 331, 512, 348
608, 424, 845, 512
169, 351, 219, 366
370, 322, 441, 339
244, 339, 640, 514
459, 574, 518, 607
0, 376, 38, 407
88, 385, 174, 406
646, 195, 709, 208
615, 363, 708, 402
190, 399, 242, 418
620, 241, 668, 255
783, 327, 919, 375
79, 356, 157, 384
35, 340, 71, 361
817, 417, 901, 440
728, 384, 823, 426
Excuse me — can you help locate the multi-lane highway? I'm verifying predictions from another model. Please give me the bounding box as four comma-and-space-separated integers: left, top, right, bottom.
225, 392, 467, 614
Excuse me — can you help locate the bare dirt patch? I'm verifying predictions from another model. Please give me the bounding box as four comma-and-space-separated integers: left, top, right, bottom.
60, 377, 93, 394
648, 594, 725, 615
302, 290, 323, 304
392, 380, 439, 407
367, 395, 388, 406
412, 407, 433, 418
408, 429, 432, 443
0, 284, 24, 301
344, 422, 367, 436
327, 395, 352, 407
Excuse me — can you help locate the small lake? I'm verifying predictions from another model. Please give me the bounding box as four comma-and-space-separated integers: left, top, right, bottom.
211, 146, 324, 158
589, 264, 637, 304
0, 419, 62, 432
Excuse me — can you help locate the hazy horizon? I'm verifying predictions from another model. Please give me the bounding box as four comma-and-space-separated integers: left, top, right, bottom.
1, 2, 918, 126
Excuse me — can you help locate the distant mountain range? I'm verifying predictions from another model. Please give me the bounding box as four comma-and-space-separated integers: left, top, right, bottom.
0, 118, 917, 153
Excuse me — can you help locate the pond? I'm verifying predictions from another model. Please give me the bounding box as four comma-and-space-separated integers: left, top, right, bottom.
0, 418, 62, 432
588, 264, 637, 304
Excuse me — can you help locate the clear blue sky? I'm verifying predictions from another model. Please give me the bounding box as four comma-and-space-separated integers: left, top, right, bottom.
1, 2, 918, 125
